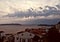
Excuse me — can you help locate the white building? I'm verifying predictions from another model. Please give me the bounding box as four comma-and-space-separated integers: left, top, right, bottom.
0, 31, 6, 42
0, 31, 5, 38
4, 34, 14, 42
56, 22, 60, 29
56, 22, 60, 32
14, 31, 35, 42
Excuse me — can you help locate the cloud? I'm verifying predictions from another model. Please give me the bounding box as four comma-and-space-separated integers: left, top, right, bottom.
0, 0, 60, 14
4, 5, 60, 18
1, 5, 60, 24
56, 4, 60, 9
0, 0, 60, 24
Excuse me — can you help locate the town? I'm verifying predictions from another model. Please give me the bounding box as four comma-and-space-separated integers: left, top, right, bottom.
0, 22, 60, 42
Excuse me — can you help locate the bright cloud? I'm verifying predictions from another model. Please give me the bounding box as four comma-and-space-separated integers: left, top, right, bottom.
0, 0, 60, 24
0, 0, 60, 14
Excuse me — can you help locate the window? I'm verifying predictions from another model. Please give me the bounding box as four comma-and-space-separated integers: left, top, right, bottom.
20, 38, 21, 42
22, 39, 25, 42
21, 34, 23, 36
28, 39, 31, 42
17, 37, 19, 40
30, 34, 32, 36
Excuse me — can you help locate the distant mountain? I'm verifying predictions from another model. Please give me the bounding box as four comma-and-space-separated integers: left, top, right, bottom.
0, 23, 22, 25
38, 24, 54, 26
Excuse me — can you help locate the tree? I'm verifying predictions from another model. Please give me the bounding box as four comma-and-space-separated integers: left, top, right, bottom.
47, 26, 60, 42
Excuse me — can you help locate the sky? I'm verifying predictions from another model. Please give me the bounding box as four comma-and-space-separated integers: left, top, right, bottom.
0, 0, 60, 24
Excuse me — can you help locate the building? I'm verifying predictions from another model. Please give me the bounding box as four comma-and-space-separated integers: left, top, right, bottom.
4, 34, 14, 42
56, 22, 60, 29
0, 31, 5, 42
47, 24, 60, 42
25, 28, 48, 42
0, 31, 5, 38
15, 31, 35, 42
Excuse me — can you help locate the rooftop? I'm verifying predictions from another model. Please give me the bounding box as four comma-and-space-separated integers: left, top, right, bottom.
58, 22, 60, 24
0, 31, 4, 33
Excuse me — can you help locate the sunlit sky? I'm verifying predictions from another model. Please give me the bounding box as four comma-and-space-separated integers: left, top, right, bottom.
0, 0, 60, 24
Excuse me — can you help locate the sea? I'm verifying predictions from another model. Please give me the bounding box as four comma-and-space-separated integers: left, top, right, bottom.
0, 25, 51, 34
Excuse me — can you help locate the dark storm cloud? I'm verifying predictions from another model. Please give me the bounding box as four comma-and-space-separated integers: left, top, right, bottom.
22, 19, 60, 24
42, 6, 60, 16
56, 4, 60, 9
3, 5, 60, 24
5, 5, 60, 18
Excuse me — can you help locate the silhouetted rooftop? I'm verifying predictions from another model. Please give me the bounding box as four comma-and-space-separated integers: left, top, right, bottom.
58, 22, 60, 24
0, 31, 4, 33
17, 31, 24, 34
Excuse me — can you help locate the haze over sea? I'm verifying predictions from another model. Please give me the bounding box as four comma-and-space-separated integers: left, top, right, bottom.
0, 25, 50, 34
